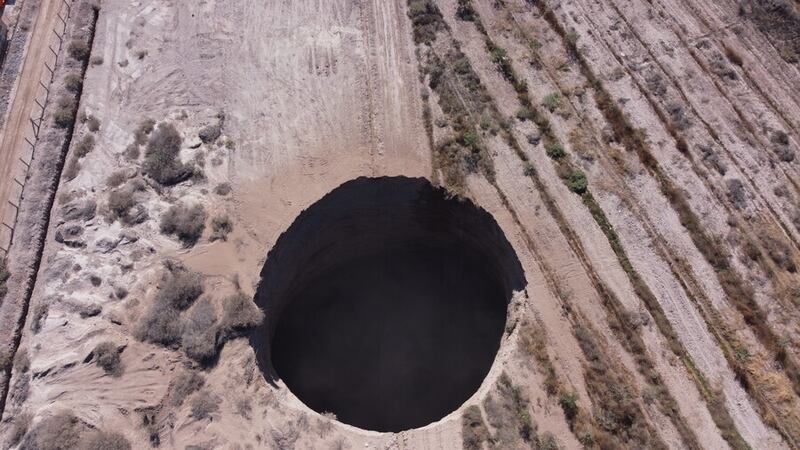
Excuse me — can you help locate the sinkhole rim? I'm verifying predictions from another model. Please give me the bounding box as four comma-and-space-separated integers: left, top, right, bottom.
251, 176, 526, 433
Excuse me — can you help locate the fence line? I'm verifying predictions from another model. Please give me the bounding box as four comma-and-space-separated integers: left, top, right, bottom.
0, 0, 71, 257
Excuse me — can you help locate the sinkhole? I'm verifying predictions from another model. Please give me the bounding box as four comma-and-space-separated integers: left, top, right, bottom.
253, 177, 526, 432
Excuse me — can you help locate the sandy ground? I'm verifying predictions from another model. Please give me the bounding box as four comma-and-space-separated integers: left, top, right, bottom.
1, 0, 800, 448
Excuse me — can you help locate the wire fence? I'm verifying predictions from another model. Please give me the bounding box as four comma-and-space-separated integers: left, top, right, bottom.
0, 0, 71, 258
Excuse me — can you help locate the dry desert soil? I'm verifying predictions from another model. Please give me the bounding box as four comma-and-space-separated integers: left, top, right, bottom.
1, 0, 800, 449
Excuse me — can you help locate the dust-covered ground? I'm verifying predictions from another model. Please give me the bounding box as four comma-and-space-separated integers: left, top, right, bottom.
2, 0, 800, 449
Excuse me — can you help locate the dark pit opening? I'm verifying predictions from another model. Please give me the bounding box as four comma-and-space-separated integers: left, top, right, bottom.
254, 177, 525, 432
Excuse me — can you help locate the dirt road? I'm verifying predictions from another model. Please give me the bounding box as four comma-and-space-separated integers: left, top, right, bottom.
0, 0, 63, 250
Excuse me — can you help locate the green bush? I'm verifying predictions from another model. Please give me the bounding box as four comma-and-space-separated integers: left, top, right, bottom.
160, 203, 207, 246
564, 169, 588, 194
516, 107, 534, 122
542, 92, 562, 112
559, 392, 579, 422
545, 142, 566, 159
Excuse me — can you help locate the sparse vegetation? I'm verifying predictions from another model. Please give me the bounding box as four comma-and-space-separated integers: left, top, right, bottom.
170, 369, 205, 406
29, 302, 48, 333
198, 124, 221, 143
483, 373, 535, 445
73, 134, 95, 158
181, 298, 219, 364
214, 182, 232, 196
68, 39, 91, 61
210, 214, 233, 241
0, 258, 9, 302
107, 188, 136, 222
19, 411, 85, 450
54, 96, 78, 128
220, 291, 264, 337
143, 122, 194, 185
155, 268, 204, 311
160, 203, 207, 246
190, 389, 220, 420
81, 430, 132, 450
7, 412, 31, 448
106, 171, 127, 188
64, 73, 83, 93
86, 115, 101, 132
545, 142, 566, 159
461, 405, 489, 450
542, 92, 562, 112
563, 169, 587, 194
92, 341, 122, 376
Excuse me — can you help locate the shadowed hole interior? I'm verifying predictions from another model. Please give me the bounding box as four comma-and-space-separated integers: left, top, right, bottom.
254, 176, 525, 432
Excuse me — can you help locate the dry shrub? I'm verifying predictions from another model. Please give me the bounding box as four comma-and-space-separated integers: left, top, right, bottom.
214, 183, 232, 196
86, 115, 101, 132
198, 124, 221, 143
20, 411, 85, 450
160, 203, 207, 246
461, 405, 489, 450
73, 135, 95, 159
761, 235, 797, 273
14, 349, 30, 373
181, 298, 219, 364
7, 412, 31, 448
64, 73, 83, 93
92, 341, 122, 376
68, 39, 90, 61
190, 389, 219, 420
135, 302, 181, 347
483, 373, 534, 445
143, 123, 193, 185
107, 188, 136, 223
106, 171, 127, 188
726, 178, 747, 210
156, 269, 204, 311
54, 96, 78, 128
210, 215, 233, 241
0, 258, 9, 302
220, 291, 264, 336
29, 302, 48, 334
136, 268, 204, 347
134, 118, 156, 146
171, 370, 205, 407
407, 0, 445, 44
80, 430, 132, 450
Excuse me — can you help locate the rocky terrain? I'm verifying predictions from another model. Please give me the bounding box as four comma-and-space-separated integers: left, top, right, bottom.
0, 0, 799, 449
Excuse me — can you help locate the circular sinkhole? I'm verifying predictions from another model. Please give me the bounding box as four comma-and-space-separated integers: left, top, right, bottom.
253, 177, 525, 432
